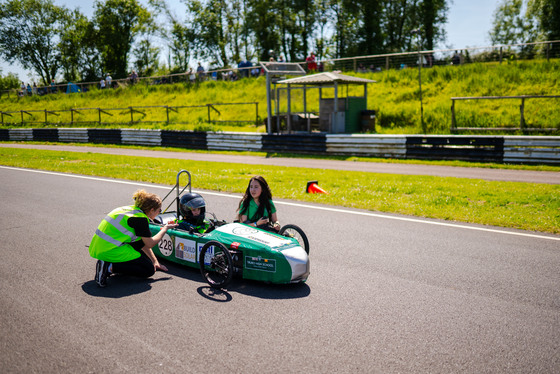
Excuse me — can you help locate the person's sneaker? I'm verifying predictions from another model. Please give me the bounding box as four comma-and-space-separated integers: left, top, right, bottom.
95, 260, 110, 287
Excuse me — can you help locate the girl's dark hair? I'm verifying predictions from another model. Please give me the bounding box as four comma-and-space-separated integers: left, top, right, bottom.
237, 176, 273, 221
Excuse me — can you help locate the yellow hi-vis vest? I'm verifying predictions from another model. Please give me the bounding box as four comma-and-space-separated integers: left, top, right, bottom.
89, 205, 147, 263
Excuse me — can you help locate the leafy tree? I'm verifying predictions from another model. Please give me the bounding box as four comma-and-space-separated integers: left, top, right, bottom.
93, 0, 154, 79
168, 22, 195, 72
185, 0, 247, 67
314, 0, 334, 60
0, 0, 67, 85
382, 0, 448, 53
0, 71, 20, 91
133, 39, 161, 76
59, 9, 103, 82
330, 0, 360, 58
527, 0, 560, 40
350, 0, 383, 55
148, 0, 194, 73
277, 0, 317, 61
419, 0, 449, 51
246, 0, 281, 60
489, 0, 535, 45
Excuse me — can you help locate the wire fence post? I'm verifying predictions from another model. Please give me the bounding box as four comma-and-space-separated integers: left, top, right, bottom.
255, 102, 259, 126
520, 97, 525, 132
451, 99, 456, 132
499, 46, 503, 64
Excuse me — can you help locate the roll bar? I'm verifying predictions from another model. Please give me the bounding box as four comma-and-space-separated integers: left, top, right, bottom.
160, 170, 192, 215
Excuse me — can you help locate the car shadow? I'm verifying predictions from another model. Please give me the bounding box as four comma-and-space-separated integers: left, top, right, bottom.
196, 281, 311, 303
84, 259, 311, 301
162, 258, 311, 301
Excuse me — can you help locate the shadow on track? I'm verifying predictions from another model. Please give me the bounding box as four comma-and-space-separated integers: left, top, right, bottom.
81, 275, 172, 298
162, 259, 311, 301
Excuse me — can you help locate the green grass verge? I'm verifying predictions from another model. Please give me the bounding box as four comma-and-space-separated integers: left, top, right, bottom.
4, 141, 560, 172
1, 147, 558, 234
2, 59, 559, 134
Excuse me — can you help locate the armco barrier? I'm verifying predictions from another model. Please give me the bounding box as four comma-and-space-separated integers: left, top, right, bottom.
262, 134, 327, 153
121, 129, 161, 146
207, 132, 262, 151
59, 128, 88, 143
504, 136, 560, 164
1, 128, 559, 164
326, 134, 407, 158
160, 130, 207, 149
406, 135, 504, 162
9, 129, 33, 141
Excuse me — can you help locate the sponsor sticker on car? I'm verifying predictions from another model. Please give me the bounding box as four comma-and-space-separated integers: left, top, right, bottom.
217, 223, 291, 249
245, 256, 276, 272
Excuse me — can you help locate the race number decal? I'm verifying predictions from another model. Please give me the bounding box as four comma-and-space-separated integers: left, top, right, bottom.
174, 237, 197, 263
159, 234, 174, 257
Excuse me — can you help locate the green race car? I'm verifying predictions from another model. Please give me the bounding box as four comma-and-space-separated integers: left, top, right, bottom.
150, 170, 310, 289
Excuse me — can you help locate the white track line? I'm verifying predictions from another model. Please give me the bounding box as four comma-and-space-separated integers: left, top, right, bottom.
2, 165, 559, 242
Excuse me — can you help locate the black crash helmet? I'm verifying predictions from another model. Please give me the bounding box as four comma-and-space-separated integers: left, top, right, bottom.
179, 193, 206, 224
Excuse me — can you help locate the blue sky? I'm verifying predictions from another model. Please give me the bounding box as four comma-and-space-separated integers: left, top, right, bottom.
1, 0, 501, 81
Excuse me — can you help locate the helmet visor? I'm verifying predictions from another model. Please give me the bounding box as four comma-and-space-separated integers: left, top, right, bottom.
184, 195, 205, 210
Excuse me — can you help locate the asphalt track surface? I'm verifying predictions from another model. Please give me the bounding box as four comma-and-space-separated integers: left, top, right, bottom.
1, 143, 559, 184
1, 165, 559, 373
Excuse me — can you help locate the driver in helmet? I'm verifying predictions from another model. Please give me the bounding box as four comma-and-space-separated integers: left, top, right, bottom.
178, 192, 210, 233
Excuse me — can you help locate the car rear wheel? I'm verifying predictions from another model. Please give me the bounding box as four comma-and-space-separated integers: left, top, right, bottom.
279, 224, 309, 254
199, 241, 233, 289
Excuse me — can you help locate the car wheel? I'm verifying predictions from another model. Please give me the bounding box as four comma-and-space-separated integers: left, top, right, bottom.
279, 224, 309, 254
199, 240, 233, 289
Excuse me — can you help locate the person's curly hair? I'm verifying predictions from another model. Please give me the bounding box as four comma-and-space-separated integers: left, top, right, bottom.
133, 189, 162, 214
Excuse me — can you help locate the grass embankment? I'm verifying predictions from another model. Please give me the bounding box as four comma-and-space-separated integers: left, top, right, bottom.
1, 147, 558, 234
1, 59, 559, 134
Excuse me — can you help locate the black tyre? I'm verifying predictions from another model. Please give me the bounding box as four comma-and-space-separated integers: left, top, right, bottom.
199, 241, 233, 288
279, 224, 310, 254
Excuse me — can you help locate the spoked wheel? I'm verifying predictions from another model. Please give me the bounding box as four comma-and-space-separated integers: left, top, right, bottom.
199, 241, 233, 289
279, 224, 309, 254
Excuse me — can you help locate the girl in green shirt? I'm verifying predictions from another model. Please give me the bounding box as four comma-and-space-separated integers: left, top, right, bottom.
237, 175, 280, 232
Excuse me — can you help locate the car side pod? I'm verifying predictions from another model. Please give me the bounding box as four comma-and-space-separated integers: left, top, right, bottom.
281, 246, 310, 283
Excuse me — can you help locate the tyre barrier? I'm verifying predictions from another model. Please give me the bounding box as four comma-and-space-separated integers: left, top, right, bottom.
1, 128, 559, 164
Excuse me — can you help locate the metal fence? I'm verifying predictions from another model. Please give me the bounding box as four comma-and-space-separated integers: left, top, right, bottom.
2, 40, 558, 99
451, 95, 560, 133
0, 102, 260, 126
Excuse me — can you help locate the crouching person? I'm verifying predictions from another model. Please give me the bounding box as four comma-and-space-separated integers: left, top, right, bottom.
89, 189, 178, 287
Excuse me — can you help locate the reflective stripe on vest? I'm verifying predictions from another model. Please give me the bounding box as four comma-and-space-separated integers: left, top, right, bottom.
89, 206, 148, 262
102, 209, 142, 244
94, 206, 144, 247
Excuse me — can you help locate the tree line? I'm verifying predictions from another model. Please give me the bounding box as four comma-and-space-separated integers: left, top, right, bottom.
0, 0, 558, 88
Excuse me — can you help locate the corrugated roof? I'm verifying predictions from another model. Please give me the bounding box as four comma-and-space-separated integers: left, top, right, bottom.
276, 72, 376, 85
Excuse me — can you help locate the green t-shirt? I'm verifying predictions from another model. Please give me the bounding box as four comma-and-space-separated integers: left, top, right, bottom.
240, 199, 276, 222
